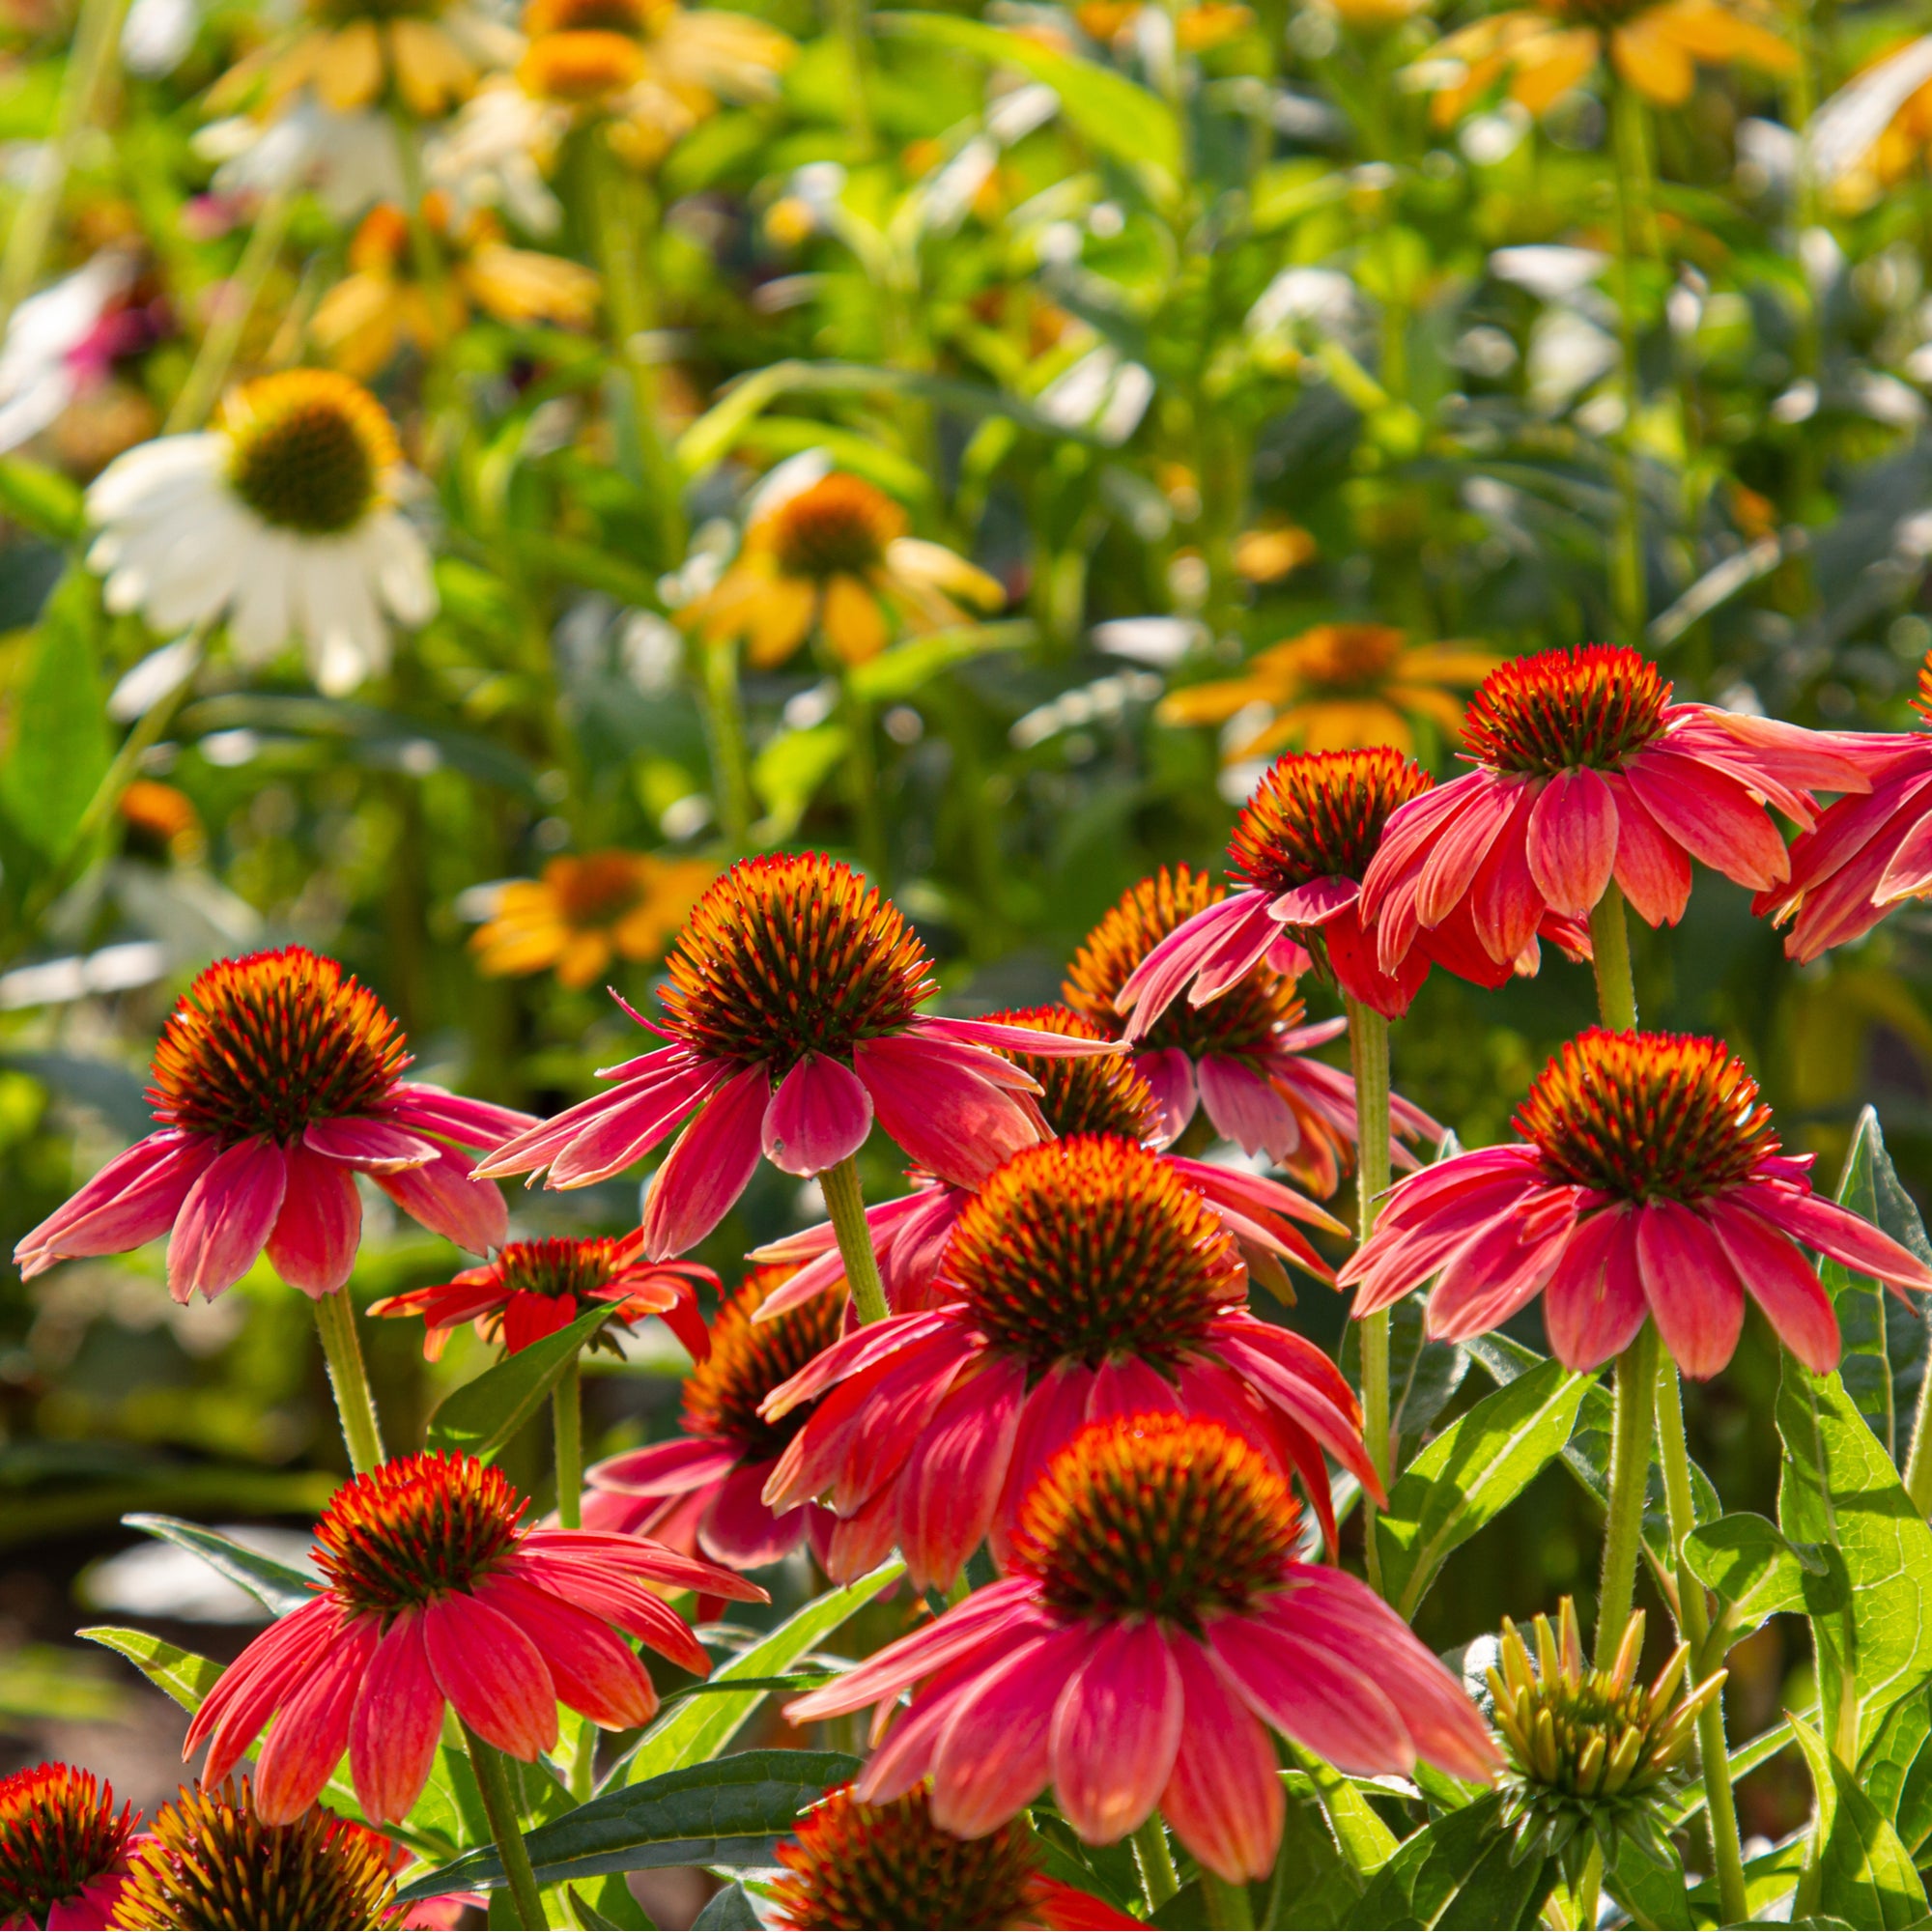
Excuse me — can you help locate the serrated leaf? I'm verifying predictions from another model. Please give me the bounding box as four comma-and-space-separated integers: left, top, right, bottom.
122, 1513, 318, 1617
426, 1306, 609, 1462
79, 1625, 223, 1713
1374, 1357, 1590, 1619
1287, 1750, 1399, 1878
397, 1751, 857, 1899
1345, 1794, 1555, 1930
1790, 1711, 1929, 1927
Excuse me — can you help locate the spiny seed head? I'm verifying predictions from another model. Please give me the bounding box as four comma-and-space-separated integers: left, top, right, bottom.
1516, 1029, 1776, 1205
1461, 646, 1671, 775
658, 854, 932, 1072
1011, 1412, 1297, 1624
944, 1136, 1244, 1368
313, 1450, 526, 1616
0, 1762, 134, 1927
982, 1005, 1161, 1141
683, 1266, 844, 1460
1064, 865, 1305, 1060
112, 1781, 398, 1930
768, 1783, 1039, 1931
492, 1236, 627, 1301
1490, 1600, 1724, 1880
764, 474, 905, 581
220, 371, 397, 536
1227, 748, 1435, 896
147, 949, 411, 1147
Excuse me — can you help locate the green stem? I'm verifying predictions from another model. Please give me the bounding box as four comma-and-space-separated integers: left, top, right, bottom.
553, 1356, 582, 1530
1573, 1841, 1604, 1932
1606, 76, 1649, 643
820, 1155, 889, 1325
1655, 1354, 1749, 1928
1594, 1320, 1658, 1670
826, 0, 875, 157
696, 638, 753, 849
462, 1721, 550, 1930
163, 188, 293, 434
1902, 1355, 1932, 1518
312, 1289, 385, 1479
1588, 883, 1638, 1034
1201, 1870, 1256, 1930
1347, 997, 1395, 1596
1130, 1816, 1179, 1913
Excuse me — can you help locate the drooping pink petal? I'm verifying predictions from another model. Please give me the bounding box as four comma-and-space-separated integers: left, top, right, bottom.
421, 1592, 559, 1760
854, 1035, 1043, 1189
1424, 1209, 1574, 1343
1465, 787, 1543, 965
1634, 1198, 1745, 1378
1115, 894, 1272, 1038
1541, 1207, 1647, 1371
14, 1131, 210, 1277
921, 1016, 1125, 1058
469, 1056, 723, 1182
1360, 771, 1492, 917
515, 1527, 766, 1601
930, 1624, 1090, 1839
1210, 1605, 1412, 1774
1703, 1197, 1840, 1375
1526, 765, 1619, 918
252, 1613, 379, 1824
1622, 749, 1790, 892
760, 1308, 965, 1423
821, 1482, 903, 1581
476, 1572, 658, 1730
1415, 775, 1531, 927
697, 1460, 802, 1570
1050, 1618, 1183, 1844
302, 1118, 440, 1172
1134, 1048, 1198, 1146
348, 1609, 444, 1824
639, 1063, 771, 1259
375, 1143, 507, 1254
1324, 903, 1430, 1017
1740, 1181, 1932, 1293
990, 1361, 1096, 1565
897, 1351, 1027, 1592
266, 1144, 362, 1296
826, 1335, 970, 1509
590, 1436, 742, 1496
504, 1558, 712, 1675
384, 1083, 540, 1148
1158, 1633, 1284, 1884
168, 1137, 289, 1303
1208, 1321, 1379, 1502
1084, 1354, 1184, 1423
1197, 1055, 1298, 1161
189, 1598, 342, 1782
760, 1052, 874, 1178
1602, 772, 1692, 929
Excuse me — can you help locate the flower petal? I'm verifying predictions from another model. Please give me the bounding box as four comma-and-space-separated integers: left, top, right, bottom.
375, 1143, 507, 1254
760, 1052, 873, 1178
930, 1624, 1090, 1839
421, 1591, 559, 1759
640, 1064, 771, 1259
302, 1117, 440, 1172
253, 1613, 379, 1824
348, 1609, 444, 1824
1526, 765, 1619, 918
475, 1572, 658, 1730
1541, 1207, 1648, 1372
1158, 1633, 1283, 1884
1634, 1198, 1745, 1378
1049, 1618, 1183, 1845
854, 1035, 1043, 1189
1704, 1197, 1840, 1375
266, 1143, 363, 1296
168, 1138, 289, 1303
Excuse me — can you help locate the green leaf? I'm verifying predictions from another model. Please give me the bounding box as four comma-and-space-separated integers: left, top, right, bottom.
426, 1306, 610, 1462
397, 1751, 857, 1899
1374, 1357, 1591, 1619
566, 1875, 657, 1929
691, 1883, 763, 1929
1285, 1751, 1398, 1877
80, 1625, 224, 1713
1341, 1296, 1468, 1459
1790, 1711, 1929, 1928
750, 722, 849, 843
1345, 1795, 1555, 1930
621, 1559, 905, 1784
875, 14, 1180, 192
1608, 1835, 1693, 1932
1683, 1511, 1824, 1640
845, 622, 1034, 704
1776, 1361, 1932, 1761
1861, 1692, 1932, 1836
122, 1513, 317, 1618
1260, 1779, 1364, 1929
0, 567, 109, 860
0, 454, 83, 540
1896, 1707, 1932, 1857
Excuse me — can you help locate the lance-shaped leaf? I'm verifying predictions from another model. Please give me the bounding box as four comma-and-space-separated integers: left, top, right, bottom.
121, 1514, 319, 1618
1790, 1712, 1929, 1928
81, 1625, 224, 1713
426, 1305, 611, 1462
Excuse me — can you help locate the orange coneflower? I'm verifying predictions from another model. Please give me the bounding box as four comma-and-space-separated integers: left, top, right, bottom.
0, 1764, 139, 1931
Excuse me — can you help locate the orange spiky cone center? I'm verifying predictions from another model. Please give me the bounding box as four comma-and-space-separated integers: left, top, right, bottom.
982, 1004, 1161, 1140
1227, 747, 1434, 896
1462, 645, 1670, 775
0, 1763, 133, 1926
682, 1266, 843, 1461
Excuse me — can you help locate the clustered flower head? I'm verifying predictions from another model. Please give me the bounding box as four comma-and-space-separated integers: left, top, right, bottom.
0, 1762, 139, 1931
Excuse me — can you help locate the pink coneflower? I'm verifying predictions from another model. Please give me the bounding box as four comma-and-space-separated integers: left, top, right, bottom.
1753, 655, 1932, 962
1358, 646, 1872, 978
13, 949, 534, 1300
473, 854, 1118, 1258
583, 1264, 844, 1571
185, 1450, 764, 1825
757, 1135, 1379, 1590
368, 1234, 714, 1362
748, 1006, 1349, 1321
1065, 869, 1438, 1187
0, 1763, 138, 1931
1341, 1028, 1932, 1378
785, 1412, 1496, 1882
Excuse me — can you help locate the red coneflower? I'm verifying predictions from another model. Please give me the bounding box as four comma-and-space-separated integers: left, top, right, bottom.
13, 949, 535, 1300
766, 1781, 1140, 1931
0, 1763, 138, 1931
185, 1451, 764, 1825
474, 854, 1117, 1258
786, 1413, 1495, 1882
1341, 1028, 1932, 1377
583, 1264, 844, 1570
368, 1234, 714, 1361
1358, 646, 1871, 976
757, 1135, 1378, 1590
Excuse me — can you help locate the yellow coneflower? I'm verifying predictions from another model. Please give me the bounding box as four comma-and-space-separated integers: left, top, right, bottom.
471, 849, 716, 989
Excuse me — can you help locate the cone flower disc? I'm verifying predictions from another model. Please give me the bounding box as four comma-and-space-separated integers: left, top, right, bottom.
184, 1450, 766, 1825
0, 1763, 138, 1931
755, 1134, 1379, 1590
472, 853, 1121, 1258
1340, 1028, 1932, 1377
785, 1413, 1496, 1883
1359, 646, 1873, 974
13, 949, 537, 1301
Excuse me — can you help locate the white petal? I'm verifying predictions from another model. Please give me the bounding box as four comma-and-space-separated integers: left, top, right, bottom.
367, 513, 436, 625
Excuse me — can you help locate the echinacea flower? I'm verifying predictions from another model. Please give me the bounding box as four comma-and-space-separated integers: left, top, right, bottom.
1358, 646, 1872, 980
111, 1779, 400, 1931
368, 1234, 714, 1360
469, 849, 715, 990
766, 1781, 1140, 1932
1340, 1028, 1932, 1378
0, 1763, 138, 1932
677, 470, 1004, 668
1752, 655, 1932, 962
14, 949, 534, 1301
1066, 865, 1438, 1186
1074, 0, 1252, 49
0, 250, 145, 459
85, 371, 436, 696
474, 854, 1118, 1257
1158, 624, 1502, 761
583, 1264, 843, 1569
758, 1134, 1380, 1589
185, 1450, 764, 1825
786, 1412, 1496, 1881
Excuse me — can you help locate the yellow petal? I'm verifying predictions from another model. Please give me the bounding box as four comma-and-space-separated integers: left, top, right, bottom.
745, 577, 817, 667
390, 18, 478, 113
316, 20, 383, 111
1611, 17, 1695, 101
1297, 699, 1414, 755
822, 573, 891, 664
462, 244, 602, 327
1391, 642, 1506, 684
885, 536, 1005, 612
1648, 0, 1795, 69
1510, 27, 1602, 112
554, 931, 613, 990
1157, 676, 1268, 727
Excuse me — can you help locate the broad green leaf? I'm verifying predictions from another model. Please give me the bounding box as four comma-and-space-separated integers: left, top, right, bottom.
1259, 1778, 1360, 1929
1790, 1711, 1929, 1928
566, 1875, 655, 1929
397, 1750, 858, 1898
1776, 1361, 1932, 1761
845, 622, 1034, 704
1861, 1692, 1931, 1834
1374, 1357, 1590, 1619
690, 1883, 761, 1929
875, 14, 1180, 192
1896, 1709, 1932, 1856
0, 567, 109, 859
80, 1625, 223, 1713
1683, 1511, 1823, 1649
122, 1513, 317, 1618
1608, 1836, 1693, 1932
1286, 1751, 1398, 1877
426, 1305, 609, 1461
1344, 1794, 1555, 1930
622, 1558, 905, 1784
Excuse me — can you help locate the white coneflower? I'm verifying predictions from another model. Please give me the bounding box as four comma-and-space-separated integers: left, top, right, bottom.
85, 370, 436, 696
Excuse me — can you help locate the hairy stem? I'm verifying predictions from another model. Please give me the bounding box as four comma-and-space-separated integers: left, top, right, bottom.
1130, 1816, 1179, 1913
1902, 1350, 1932, 1518
553, 1356, 582, 1530
463, 1722, 550, 1930
1201, 1870, 1255, 1930
312, 1289, 385, 1479
1588, 883, 1638, 1033
1347, 997, 1395, 1595
1595, 1320, 1658, 1670
820, 1155, 889, 1325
